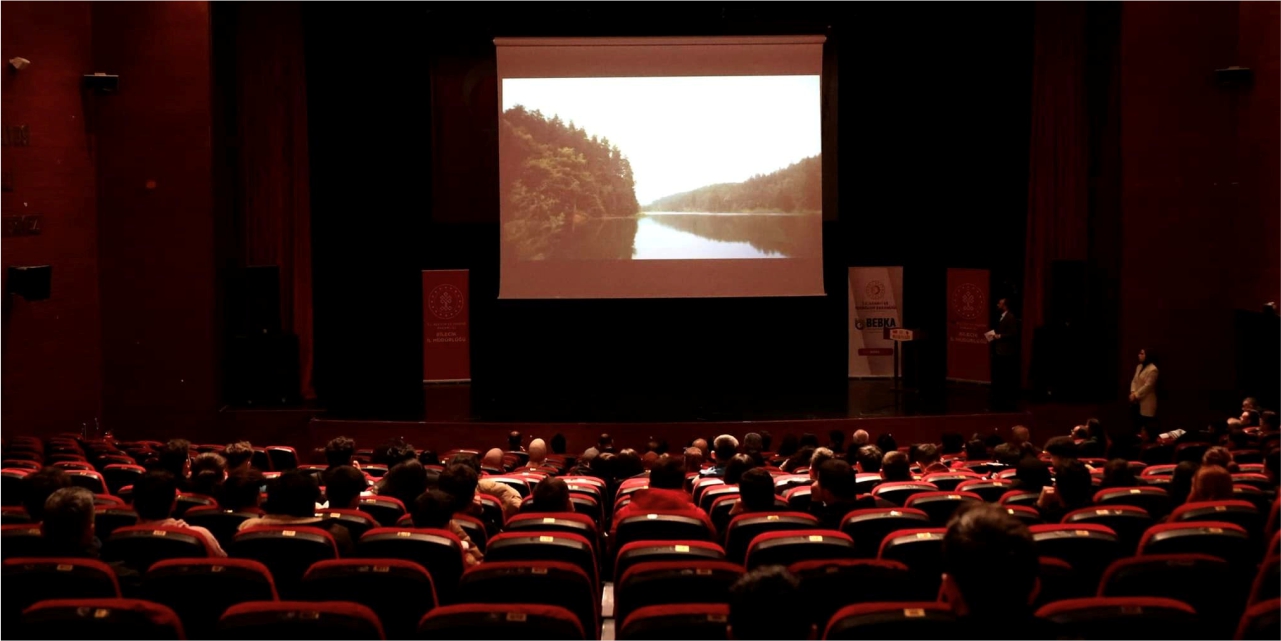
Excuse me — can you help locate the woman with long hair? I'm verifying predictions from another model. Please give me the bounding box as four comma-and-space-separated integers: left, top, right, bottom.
1130, 348, 1159, 440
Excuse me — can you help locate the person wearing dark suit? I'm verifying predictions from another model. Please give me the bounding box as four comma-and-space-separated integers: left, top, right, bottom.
991, 298, 1020, 410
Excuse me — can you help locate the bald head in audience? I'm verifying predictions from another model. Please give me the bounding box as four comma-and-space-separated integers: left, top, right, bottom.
528, 438, 548, 466
852, 429, 870, 446
482, 448, 504, 469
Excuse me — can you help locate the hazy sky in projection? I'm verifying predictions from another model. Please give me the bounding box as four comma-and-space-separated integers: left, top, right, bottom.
503, 76, 821, 206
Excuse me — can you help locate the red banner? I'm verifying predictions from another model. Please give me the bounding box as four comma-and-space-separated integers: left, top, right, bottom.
946, 268, 991, 383
423, 270, 470, 382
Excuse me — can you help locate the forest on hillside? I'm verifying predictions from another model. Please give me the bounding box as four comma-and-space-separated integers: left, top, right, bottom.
500, 106, 640, 260
643, 155, 821, 214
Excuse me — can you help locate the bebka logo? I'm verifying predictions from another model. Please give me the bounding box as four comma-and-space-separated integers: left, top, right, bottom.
951, 283, 985, 321
854, 317, 897, 330
427, 284, 465, 320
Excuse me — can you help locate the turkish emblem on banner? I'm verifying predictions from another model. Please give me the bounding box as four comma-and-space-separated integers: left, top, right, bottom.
946, 268, 991, 383
423, 270, 470, 382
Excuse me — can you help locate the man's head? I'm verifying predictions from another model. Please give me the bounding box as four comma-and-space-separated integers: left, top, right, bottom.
993, 443, 1022, 467
855, 445, 883, 474
219, 469, 264, 512
915, 443, 941, 468
1044, 436, 1079, 469
743, 432, 764, 453
413, 489, 456, 529
1261, 411, 1279, 432
157, 439, 192, 478
997, 297, 1009, 314
692, 438, 709, 457
738, 468, 775, 513
713, 435, 740, 463
373, 439, 416, 466
532, 476, 572, 513
881, 451, 912, 481
1010, 425, 1031, 445
816, 459, 858, 503
325, 436, 356, 468
379, 461, 428, 507
1241, 410, 1261, 428
224, 441, 255, 472
724, 454, 756, 485
650, 455, 686, 490
482, 448, 505, 469
133, 470, 180, 521
528, 439, 548, 465
941, 503, 1039, 618
1244, 397, 1260, 412
852, 430, 870, 446
191, 452, 226, 478
323, 465, 366, 510
550, 433, 567, 455
1054, 461, 1093, 508
727, 566, 808, 640
509, 431, 524, 451
22, 468, 71, 522
41, 487, 96, 552
808, 447, 835, 480
439, 464, 480, 513
264, 470, 320, 518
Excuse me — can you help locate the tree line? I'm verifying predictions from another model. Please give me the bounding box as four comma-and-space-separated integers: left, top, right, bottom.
643, 154, 821, 214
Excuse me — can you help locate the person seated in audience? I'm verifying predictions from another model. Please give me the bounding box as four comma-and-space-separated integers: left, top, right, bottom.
916, 443, 950, 474
372, 438, 417, 467
1044, 436, 1086, 471
1013, 457, 1052, 494
224, 440, 255, 473
238, 470, 353, 554
506, 430, 525, 452
132, 470, 226, 556
218, 469, 264, 513
682, 447, 704, 475
964, 439, 988, 461
1201, 446, 1239, 473
881, 450, 913, 482
729, 468, 776, 517
781, 447, 815, 474
41, 487, 142, 595
992, 442, 1023, 467
550, 433, 568, 456
1010, 425, 1039, 455
1241, 409, 1261, 429
1186, 464, 1234, 502
1082, 418, 1107, 457
1036, 461, 1091, 523
941, 503, 1059, 638
155, 439, 193, 490
597, 432, 615, 454
876, 432, 899, 455
481, 448, 506, 472
805, 447, 834, 494
852, 429, 871, 447
189, 452, 226, 498
570, 447, 598, 476
613, 456, 701, 532
691, 437, 710, 459
527, 438, 549, 468
773, 434, 798, 460
615, 449, 646, 480
723, 454, 757, 486
1098, 458, 1137, 489
727, 565, 810, 640
414, 489, 483, 566
417, 450, 440, 467
828, 430, 847, 455
641, 450, 660, 471
742, 432, 766, 466
810, 459, 876, 529
699, 434, 740, 478
325, 436, 357, 468
1168, 461, 1199, 507
854, 445, 883, 474
321, 465, 366, 511
22, 467, 71, 522
375, 460, 428, 507
530, 476, 573, 513
1243, 396, 1261, 413
449, 454, 522, 518
1260, 410, 1279, 434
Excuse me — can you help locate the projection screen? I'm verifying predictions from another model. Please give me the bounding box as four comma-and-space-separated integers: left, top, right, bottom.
496, 36, 827, 299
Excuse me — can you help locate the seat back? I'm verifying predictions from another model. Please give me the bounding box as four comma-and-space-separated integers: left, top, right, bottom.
921, 472, 978, 492
618, 603, 729, 640
265, 446, 298, 471
1099, 553, 1241, 637
357, 496, 407, 527
1248, 556, 1280, 607
417, 603, 585, 640
789, 559, 915, 626
315, 508, 381, 543
506, 512, 599, 543
1062, 506, 1153, 556
1094, 486, 1171, 519
614, 510, 715, 551
1030, 524, 1121, 586
876, 528, 946, 595
745, 529, 855, 571
784, 485, 813, 511
1, 524, 45, 560
457, 561, 598, 637
614, 541, 727, 582
1237, 598, 1281, 641
615, 560, 742, 626
839, 508, 931, 559
102, 525, 212, 573
302, 559, 436, 640
1170, 500, 1263, 540
143, 558, 277, 639
871, 482, 939, 506
94, 507, 140, 540
102, 464, 145, 495
218, 600, 384, 640
823, 602, 956, 640
173, 494, 217, 519
1034, 557, 1090, 608
954, 478, 1016, 503
181, 508, 263, 550
724, 512, 819, 564
485, 531, 599, 591
3, 558, 120, 624
1139, 521, 1253, 566
355, 527, 464, 603
20, 598, 184, 640
1034, 596, 1201, 640
228, 525, 337, 599
903, 491, 982, 526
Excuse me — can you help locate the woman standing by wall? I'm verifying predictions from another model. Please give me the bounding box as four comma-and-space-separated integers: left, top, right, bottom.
1130, 348, 1159, 440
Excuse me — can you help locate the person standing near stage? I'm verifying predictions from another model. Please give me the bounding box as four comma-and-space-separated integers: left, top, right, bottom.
1129, 348, 1159, 439
990, 297, 1021, 410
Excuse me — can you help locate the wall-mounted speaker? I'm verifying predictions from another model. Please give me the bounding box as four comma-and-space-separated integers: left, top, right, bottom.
6, 265, 51, 301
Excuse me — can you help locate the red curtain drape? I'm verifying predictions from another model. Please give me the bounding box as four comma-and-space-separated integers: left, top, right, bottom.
1022, 2, 1091, 386
233, 2, 315, 398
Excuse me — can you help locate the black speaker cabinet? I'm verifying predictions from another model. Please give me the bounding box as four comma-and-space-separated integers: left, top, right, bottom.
227, 265, 281, 336
6, 265, 52, 301
225, 333, 300, 405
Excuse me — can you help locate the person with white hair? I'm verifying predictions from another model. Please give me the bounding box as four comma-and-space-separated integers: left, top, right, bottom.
700, 434, 740, 477
852, 430, 870, 446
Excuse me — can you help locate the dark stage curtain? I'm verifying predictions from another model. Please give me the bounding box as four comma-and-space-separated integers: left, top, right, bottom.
229, 2, 315, 398
1022, 2, 1090, 386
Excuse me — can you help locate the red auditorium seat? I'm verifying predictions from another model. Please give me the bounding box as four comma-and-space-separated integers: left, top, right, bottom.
745, 529, 856, 570
1140, 464, 1177, 478
954, 478, 1016, 503
3, 558, 121, 624
417, 603, 585, 640
871, 481, 938, 506
1034, 556, 1091, 608
506, 512, 599, 544
2, 459, 41, 471
614, 510, 716, 551
699, 484, 740, 513
302, 559, 437, 640
143, 558, 278, 639
877, 528, 946, 594
485, 531, 599, 591
789, 558, 916, 625
456, 561, 598, 637
1099, 553, 1243, 637
615, 560, 743, 625
725, 512, 820, 563
1139, 521, 1253, 566
316, 508, 381, 542
569, 493, 603, 526
1095, 486, 1172, 519
93, 506, 140, 540
21, 598, 185, 640
1001, 504, 1044, 526
708, 494, 745, 534
1, 523, 46, 560
773, 473, 812, 494
361, 464, 389, 479
355, 527, 464, 603
619, 603, 729, 640
823, 602, 957, 640
784, 485, 813, 511
1236, 598, 1281, 641
250, 448, 272, 472
1231, 473, 1272, 492
1, 506, 31, 524
230, 525, 338, 599
357, 495, 407, 527
903, 491, 982, 525
921, 471, 979, 492
102, 464, 145, 495
691, 477, 725, 506
103, 525, 214, 572
265, 445, 299, 471
1171, 500, 1263, 539
173, 493, 218, 519
94, 493, 126, 508
52, 461, 96, 471
998, 489, 1041, 508
1062, 505, 1153, 555
2, 469, 31, 505
218, 601, 384, 640
614, 541, 727, 583
1233, 484, 1272, 515
1030, 524, 1121, 586
1035, 596, 1202, 640
182, 507, 264, 550
1248, 556, 1280, 607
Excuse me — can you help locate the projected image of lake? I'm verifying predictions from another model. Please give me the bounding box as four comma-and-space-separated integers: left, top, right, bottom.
631, 212, 814, 259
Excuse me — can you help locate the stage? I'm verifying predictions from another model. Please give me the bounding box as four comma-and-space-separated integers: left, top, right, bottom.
222, 379, 1053, 459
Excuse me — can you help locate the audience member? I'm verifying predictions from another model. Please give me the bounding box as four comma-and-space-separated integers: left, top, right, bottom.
412, 489, 483, 566
615, 449, 646, 480
1037, 461, 1091, 523
449, 454, 522, 518
1168, 461, 1199, 506
224, 441, 255, 473
828, 430, 847, 454
219, 469, 264, 512
701, 435, 740, 477
156, 439, 192, 489
1044, 436, 1081, 470
993, 443, 1023, 467
22, 467, 71, 522
40, 487, 142, 595
239, 470, 353, 554
372, 438, 417, 467
527, 438, 548, 468
691, 437, 710, 458
612, 456, 695, 530
189, 452, 226, 498
731, 468, 776, 515
481, 448, 505, 471
781, 447, 815, 474
854, 445, 883, 474
376, 460, 429, 507
1241, 409, 1261, 428
508, 431, 525, 452
916, 443, 949, 474
683, 447, 705, 476
324, 436, 356, 468
810, 459, 875, 529
571, 447, 598, 476
1243, 397, 1260, 412
132, 470, 226, 556
964, 439, 988, 462
743, 432, 765, 466
727, 566, 810, 640
881, 451, 912, 482
1186, 465, 1234, 502
531, 476, 573, 513
1202, 446, 1238, 473
808, 447, 835, 477
550, 433, 567, 455
1010, 425, 1039, 455
322, 465, 367, 510
1098, 459, 1137, 490
852, 429, 870, 446
1260, 411, 1279, 433
759, 431, 773, 453
875, 433, 898, 455
1013, 457, 1052, 493
723, 453, 756, 486
799, 433, 820, 449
